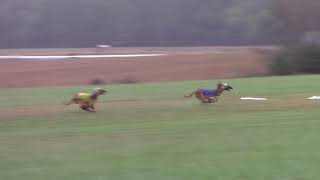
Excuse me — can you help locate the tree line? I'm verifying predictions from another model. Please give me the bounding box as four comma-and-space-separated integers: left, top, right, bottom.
0, 0, 319, 48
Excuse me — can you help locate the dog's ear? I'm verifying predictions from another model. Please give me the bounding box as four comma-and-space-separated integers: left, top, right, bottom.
217, 81, 223, 88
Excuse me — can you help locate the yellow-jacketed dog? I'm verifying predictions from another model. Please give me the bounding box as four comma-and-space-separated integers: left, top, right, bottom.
65, 88, 107, 112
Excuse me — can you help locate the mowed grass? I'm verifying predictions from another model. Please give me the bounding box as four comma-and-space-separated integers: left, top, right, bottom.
1, 75, 320, 180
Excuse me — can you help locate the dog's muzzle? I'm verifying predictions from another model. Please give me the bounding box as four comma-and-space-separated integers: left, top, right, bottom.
225, 86, 233, 91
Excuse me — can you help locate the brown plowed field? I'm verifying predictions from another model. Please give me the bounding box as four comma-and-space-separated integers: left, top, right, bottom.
0, 47, 274, 87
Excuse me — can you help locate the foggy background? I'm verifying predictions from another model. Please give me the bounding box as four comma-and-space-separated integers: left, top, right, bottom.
0, 0, 319, 48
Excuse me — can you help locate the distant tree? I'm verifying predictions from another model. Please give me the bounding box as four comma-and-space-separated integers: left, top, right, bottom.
272, 0, 320, 44
224, 0, 281, 44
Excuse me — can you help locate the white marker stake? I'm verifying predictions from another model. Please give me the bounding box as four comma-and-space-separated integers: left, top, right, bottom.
241, 97, 268, 101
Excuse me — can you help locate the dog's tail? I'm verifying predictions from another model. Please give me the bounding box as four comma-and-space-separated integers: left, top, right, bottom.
184, 88, 202, 98
64, 94, 79, 105
184, 90, 197, 98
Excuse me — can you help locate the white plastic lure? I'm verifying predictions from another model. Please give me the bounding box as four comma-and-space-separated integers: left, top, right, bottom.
307, 96, 320, 100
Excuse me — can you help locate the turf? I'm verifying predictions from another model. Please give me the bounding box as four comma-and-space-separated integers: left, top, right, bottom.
1, 75, 320, 180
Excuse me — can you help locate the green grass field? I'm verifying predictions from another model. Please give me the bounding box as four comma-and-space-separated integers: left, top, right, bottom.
1, 75, 320, 180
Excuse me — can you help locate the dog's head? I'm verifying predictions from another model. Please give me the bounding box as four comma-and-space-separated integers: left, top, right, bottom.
217, 82, 233, 91
94, 88, 107, 95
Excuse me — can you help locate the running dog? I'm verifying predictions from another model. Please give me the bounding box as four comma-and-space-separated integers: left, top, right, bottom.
65, 88, 107, 112
184, 82, 233, 103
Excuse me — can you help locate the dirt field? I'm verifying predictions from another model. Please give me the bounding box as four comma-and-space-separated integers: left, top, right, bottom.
0, 47, 274, 87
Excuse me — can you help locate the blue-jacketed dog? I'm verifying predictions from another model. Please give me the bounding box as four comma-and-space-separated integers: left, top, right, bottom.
185, 82, 233, 103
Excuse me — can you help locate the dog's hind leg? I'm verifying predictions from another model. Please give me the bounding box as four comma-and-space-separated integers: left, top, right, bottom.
194, 90, 213, 103
80, 103, 95, 112
195, 93, 210, 103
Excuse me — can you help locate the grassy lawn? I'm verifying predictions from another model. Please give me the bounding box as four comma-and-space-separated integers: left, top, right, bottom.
1, 75, 320, 180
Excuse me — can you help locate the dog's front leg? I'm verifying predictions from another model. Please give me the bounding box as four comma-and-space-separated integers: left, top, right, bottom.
89, 104, 96, 112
